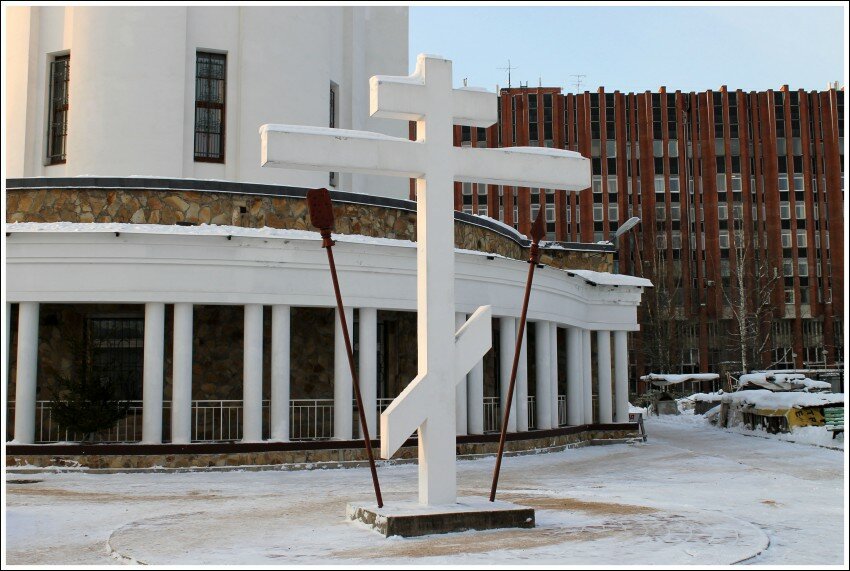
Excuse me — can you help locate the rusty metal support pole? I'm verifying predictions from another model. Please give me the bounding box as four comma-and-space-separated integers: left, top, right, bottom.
307, 188, 383, 508
489, 210, 546, 502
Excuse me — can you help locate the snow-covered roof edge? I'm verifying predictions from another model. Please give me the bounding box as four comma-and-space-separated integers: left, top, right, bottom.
566, 269, 652, 288
6, 221, 646, 288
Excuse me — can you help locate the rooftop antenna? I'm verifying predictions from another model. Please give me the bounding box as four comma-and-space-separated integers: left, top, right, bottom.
498, 59, 518, 89
570, 73, 586, 92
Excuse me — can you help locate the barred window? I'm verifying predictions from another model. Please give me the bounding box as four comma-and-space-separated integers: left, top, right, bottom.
329, 82, 339, 186
194, 52, 226, 162
47, 54, 70, 165
86, 317, 144, 401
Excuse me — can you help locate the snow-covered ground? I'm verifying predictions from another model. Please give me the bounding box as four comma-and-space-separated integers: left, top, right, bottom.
4, 415, 845, 565
681, 392, 844, 450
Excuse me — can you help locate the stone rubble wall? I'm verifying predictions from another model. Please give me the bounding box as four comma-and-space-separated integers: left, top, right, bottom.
7, 187, 612, 272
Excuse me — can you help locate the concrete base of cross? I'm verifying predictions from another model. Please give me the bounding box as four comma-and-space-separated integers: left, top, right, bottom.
346, 497, 535, 537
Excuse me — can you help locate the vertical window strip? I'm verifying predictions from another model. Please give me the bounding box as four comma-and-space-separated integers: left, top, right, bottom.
47, 55, 70, 164
194, 52, 226, 162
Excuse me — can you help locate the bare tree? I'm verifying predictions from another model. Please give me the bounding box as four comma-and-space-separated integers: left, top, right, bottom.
637, 247, 686, 374
721, 216, 780, 374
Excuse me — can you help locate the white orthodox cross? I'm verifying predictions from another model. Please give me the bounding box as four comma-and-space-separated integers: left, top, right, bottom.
261, 54, 589, 506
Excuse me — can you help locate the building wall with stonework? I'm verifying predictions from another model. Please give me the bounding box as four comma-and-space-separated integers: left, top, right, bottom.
5, 178, 629, 442
6, 181, 614, 273
3, 179, 612, 399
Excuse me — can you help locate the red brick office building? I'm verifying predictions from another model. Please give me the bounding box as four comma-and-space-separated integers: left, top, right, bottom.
441, 85, 844, 381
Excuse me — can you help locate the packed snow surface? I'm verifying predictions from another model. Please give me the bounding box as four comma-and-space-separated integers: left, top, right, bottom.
5, 417, 843, 565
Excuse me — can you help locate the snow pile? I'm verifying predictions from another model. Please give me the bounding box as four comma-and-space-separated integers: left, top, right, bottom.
721, 389, 843, 410
724, 422, 843, 450
738, 372, 832, 392
796, 378, 833, 391
469, 214, 527, 240
642, 373, 719, 386
692, 391, 725, 403
777, 426, 844, 448
566, 269, 652, 288
662, 401, 843, 450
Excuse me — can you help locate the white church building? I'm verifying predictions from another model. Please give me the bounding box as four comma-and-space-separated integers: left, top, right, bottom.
5, 6, 648, 469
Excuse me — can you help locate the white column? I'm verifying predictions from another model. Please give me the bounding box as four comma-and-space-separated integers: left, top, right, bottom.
614, 330, 630, 423
271, 305, 291, 441
142, 302, 165, 444
550, 323, 558, 427
334, 306, 354, 440
454, 312, 468, 435
13, 302, 39, 444
516, 322, 529, 432
499, 316, 517, 433
583, 329, 593, 425
534, 321, 552, 430
171, 303, 193, 444
597, 330, 613, 424
5, 302, 11, 370
566, 326, 583, 426
243, 304, 264, 442
359, 308, 378, 437
467, 360, 484, 435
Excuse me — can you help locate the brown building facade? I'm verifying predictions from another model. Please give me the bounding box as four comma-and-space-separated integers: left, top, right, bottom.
445, 85, 844, 381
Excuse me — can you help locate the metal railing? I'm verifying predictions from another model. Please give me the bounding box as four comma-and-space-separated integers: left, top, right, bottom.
289, 399, 334, 441
10, 400, 150, 443
192, 399, 244, 442
7, 395, 570, 444
483, 396, 500, 433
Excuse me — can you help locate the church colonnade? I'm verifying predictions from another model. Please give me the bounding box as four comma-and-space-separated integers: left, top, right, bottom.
9, 300, 632, 444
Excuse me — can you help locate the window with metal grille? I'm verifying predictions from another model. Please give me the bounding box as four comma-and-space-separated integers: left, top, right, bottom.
47, 54, 70, 165
85, 317, 145, 401
194, 52, 226, 162
329, 82, 339, 186
528, 94, 538, 143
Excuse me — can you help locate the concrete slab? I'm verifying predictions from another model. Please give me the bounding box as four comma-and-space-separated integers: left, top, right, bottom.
347, 497, 535, 537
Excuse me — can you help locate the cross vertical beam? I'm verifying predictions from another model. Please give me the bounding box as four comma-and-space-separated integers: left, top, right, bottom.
412, 57, 457, 504
261, 53, 590, 507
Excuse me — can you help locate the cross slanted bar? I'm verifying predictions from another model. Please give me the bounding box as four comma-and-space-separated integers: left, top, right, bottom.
261, 53, 589, 506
